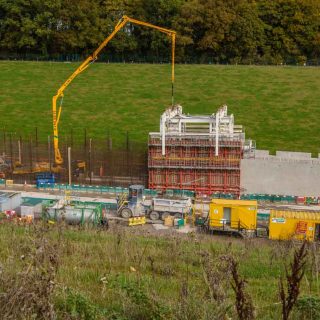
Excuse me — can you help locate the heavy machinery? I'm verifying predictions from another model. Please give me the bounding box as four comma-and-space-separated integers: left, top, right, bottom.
117, 185, 192, 220
52, 16, 176, 168
0, 157, 10, 178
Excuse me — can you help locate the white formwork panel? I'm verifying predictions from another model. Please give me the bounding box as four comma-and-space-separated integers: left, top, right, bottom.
21, 205, 34, 217
21, 203, 42, 218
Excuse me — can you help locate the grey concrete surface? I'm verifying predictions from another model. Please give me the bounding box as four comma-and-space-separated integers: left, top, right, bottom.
255, 150, 270, 158
241, 151, 320, 196
276, 151, 312, 159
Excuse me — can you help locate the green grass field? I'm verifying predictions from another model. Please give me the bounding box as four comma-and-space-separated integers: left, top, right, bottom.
1, 61, 320, 154
0, 223, 319, 319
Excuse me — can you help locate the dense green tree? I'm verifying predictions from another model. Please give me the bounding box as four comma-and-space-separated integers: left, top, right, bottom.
0, 0, 60, 55
0, 0, 319, 64
175, 0, 261, 63
98, 0, 138, 56
224, 0, 266, 64
50, 0, 102, 54
257, 0, 320, 64
128, 0, 183, 61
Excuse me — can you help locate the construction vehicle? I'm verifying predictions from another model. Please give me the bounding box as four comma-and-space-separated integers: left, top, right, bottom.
117, 185, 192, 220
72, 160, 85, 177
0, 156, 51, 177
0, 157, 10, 178
52, 16, 176, 169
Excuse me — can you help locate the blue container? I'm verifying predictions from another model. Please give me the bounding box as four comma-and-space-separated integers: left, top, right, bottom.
36, 173, 55, 188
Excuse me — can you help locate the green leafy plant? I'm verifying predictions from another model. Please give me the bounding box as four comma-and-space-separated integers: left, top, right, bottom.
296, 295, 320, 320
109, 277, 171, 320
55, 288, 105, 320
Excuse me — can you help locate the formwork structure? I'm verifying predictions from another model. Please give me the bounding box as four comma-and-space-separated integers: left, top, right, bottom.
148, 105, 254, 195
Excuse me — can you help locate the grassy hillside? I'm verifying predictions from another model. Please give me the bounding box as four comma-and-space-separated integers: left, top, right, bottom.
0, 223, 319, 319
1, 61, 320, 154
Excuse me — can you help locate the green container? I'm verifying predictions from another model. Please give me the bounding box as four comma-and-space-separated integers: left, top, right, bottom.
195, 217, 205, 226
177, 219, 184, 227
166, 189, 174, 197
257, 212, 270, 221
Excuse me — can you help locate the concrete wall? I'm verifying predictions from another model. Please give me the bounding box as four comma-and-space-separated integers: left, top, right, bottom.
241, 151, 320, 196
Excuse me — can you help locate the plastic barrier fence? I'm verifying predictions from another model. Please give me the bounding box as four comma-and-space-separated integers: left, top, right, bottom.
240, 194, 319, 204
37, 183, 188, 197
37, 183, 129, 195
128, 216, 146, 226
36, 183, 319, 204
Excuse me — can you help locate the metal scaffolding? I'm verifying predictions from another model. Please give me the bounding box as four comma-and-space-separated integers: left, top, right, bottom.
148, 105, 254, 196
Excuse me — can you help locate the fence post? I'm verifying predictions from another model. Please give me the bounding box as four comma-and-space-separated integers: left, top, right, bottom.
18, 138, 21, 164
68, 147, 72, 186
126, 131, 129, 151
126, 131, 129, 176
109, 135, 112, 151
89, 138, 92, 185
9, 133, 13, 177
70, 128, 73, 148
19, 136, 23, 164
35, 127, 38, 162
48, 135, 51, 172
29, 135, 33, 174
3, 128, 6, 155
84, 128, 87, 150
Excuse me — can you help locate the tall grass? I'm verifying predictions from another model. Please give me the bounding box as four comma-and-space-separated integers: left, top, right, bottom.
0, 221, 319, 319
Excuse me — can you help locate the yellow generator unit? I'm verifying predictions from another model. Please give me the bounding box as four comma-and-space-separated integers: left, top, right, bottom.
208, 199, 257, 237
269, 210, 320, 241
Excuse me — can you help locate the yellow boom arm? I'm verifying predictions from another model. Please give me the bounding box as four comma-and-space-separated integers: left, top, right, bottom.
52, 15, 176, 165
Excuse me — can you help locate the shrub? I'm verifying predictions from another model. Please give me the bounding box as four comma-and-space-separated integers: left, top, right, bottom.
296, 295, 320, 320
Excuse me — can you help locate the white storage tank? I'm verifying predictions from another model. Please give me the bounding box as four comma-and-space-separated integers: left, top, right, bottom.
46, 201, 102, 225
0, 192, 22, 212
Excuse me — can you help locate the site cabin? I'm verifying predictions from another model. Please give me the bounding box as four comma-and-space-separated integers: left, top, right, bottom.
269, 210, 320, 241
208, 199, 257, 237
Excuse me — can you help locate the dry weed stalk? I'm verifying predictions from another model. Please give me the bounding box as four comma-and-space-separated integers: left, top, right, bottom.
270, 241, 294, 267
201, 251, 228, 303
0, 225, 61, 320
229, 257, 255, 320
309, 242, 320, 293
279, 241, 308, 320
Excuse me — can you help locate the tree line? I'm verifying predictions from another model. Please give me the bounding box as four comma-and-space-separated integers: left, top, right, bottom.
0, 0, 319, 64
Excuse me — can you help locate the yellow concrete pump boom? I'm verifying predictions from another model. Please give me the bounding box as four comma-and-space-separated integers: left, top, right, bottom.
52, 15, 176, 165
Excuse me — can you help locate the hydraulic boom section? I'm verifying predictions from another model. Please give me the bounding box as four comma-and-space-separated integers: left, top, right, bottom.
52, 15, 176, 166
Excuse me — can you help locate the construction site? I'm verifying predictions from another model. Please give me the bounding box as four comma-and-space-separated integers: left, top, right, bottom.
2, 9, 320, 319
0, 14, 320, 243
1, 97, 320, 242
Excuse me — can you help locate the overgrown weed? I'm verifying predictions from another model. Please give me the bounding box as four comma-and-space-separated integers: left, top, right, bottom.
0, 223, 61, 319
